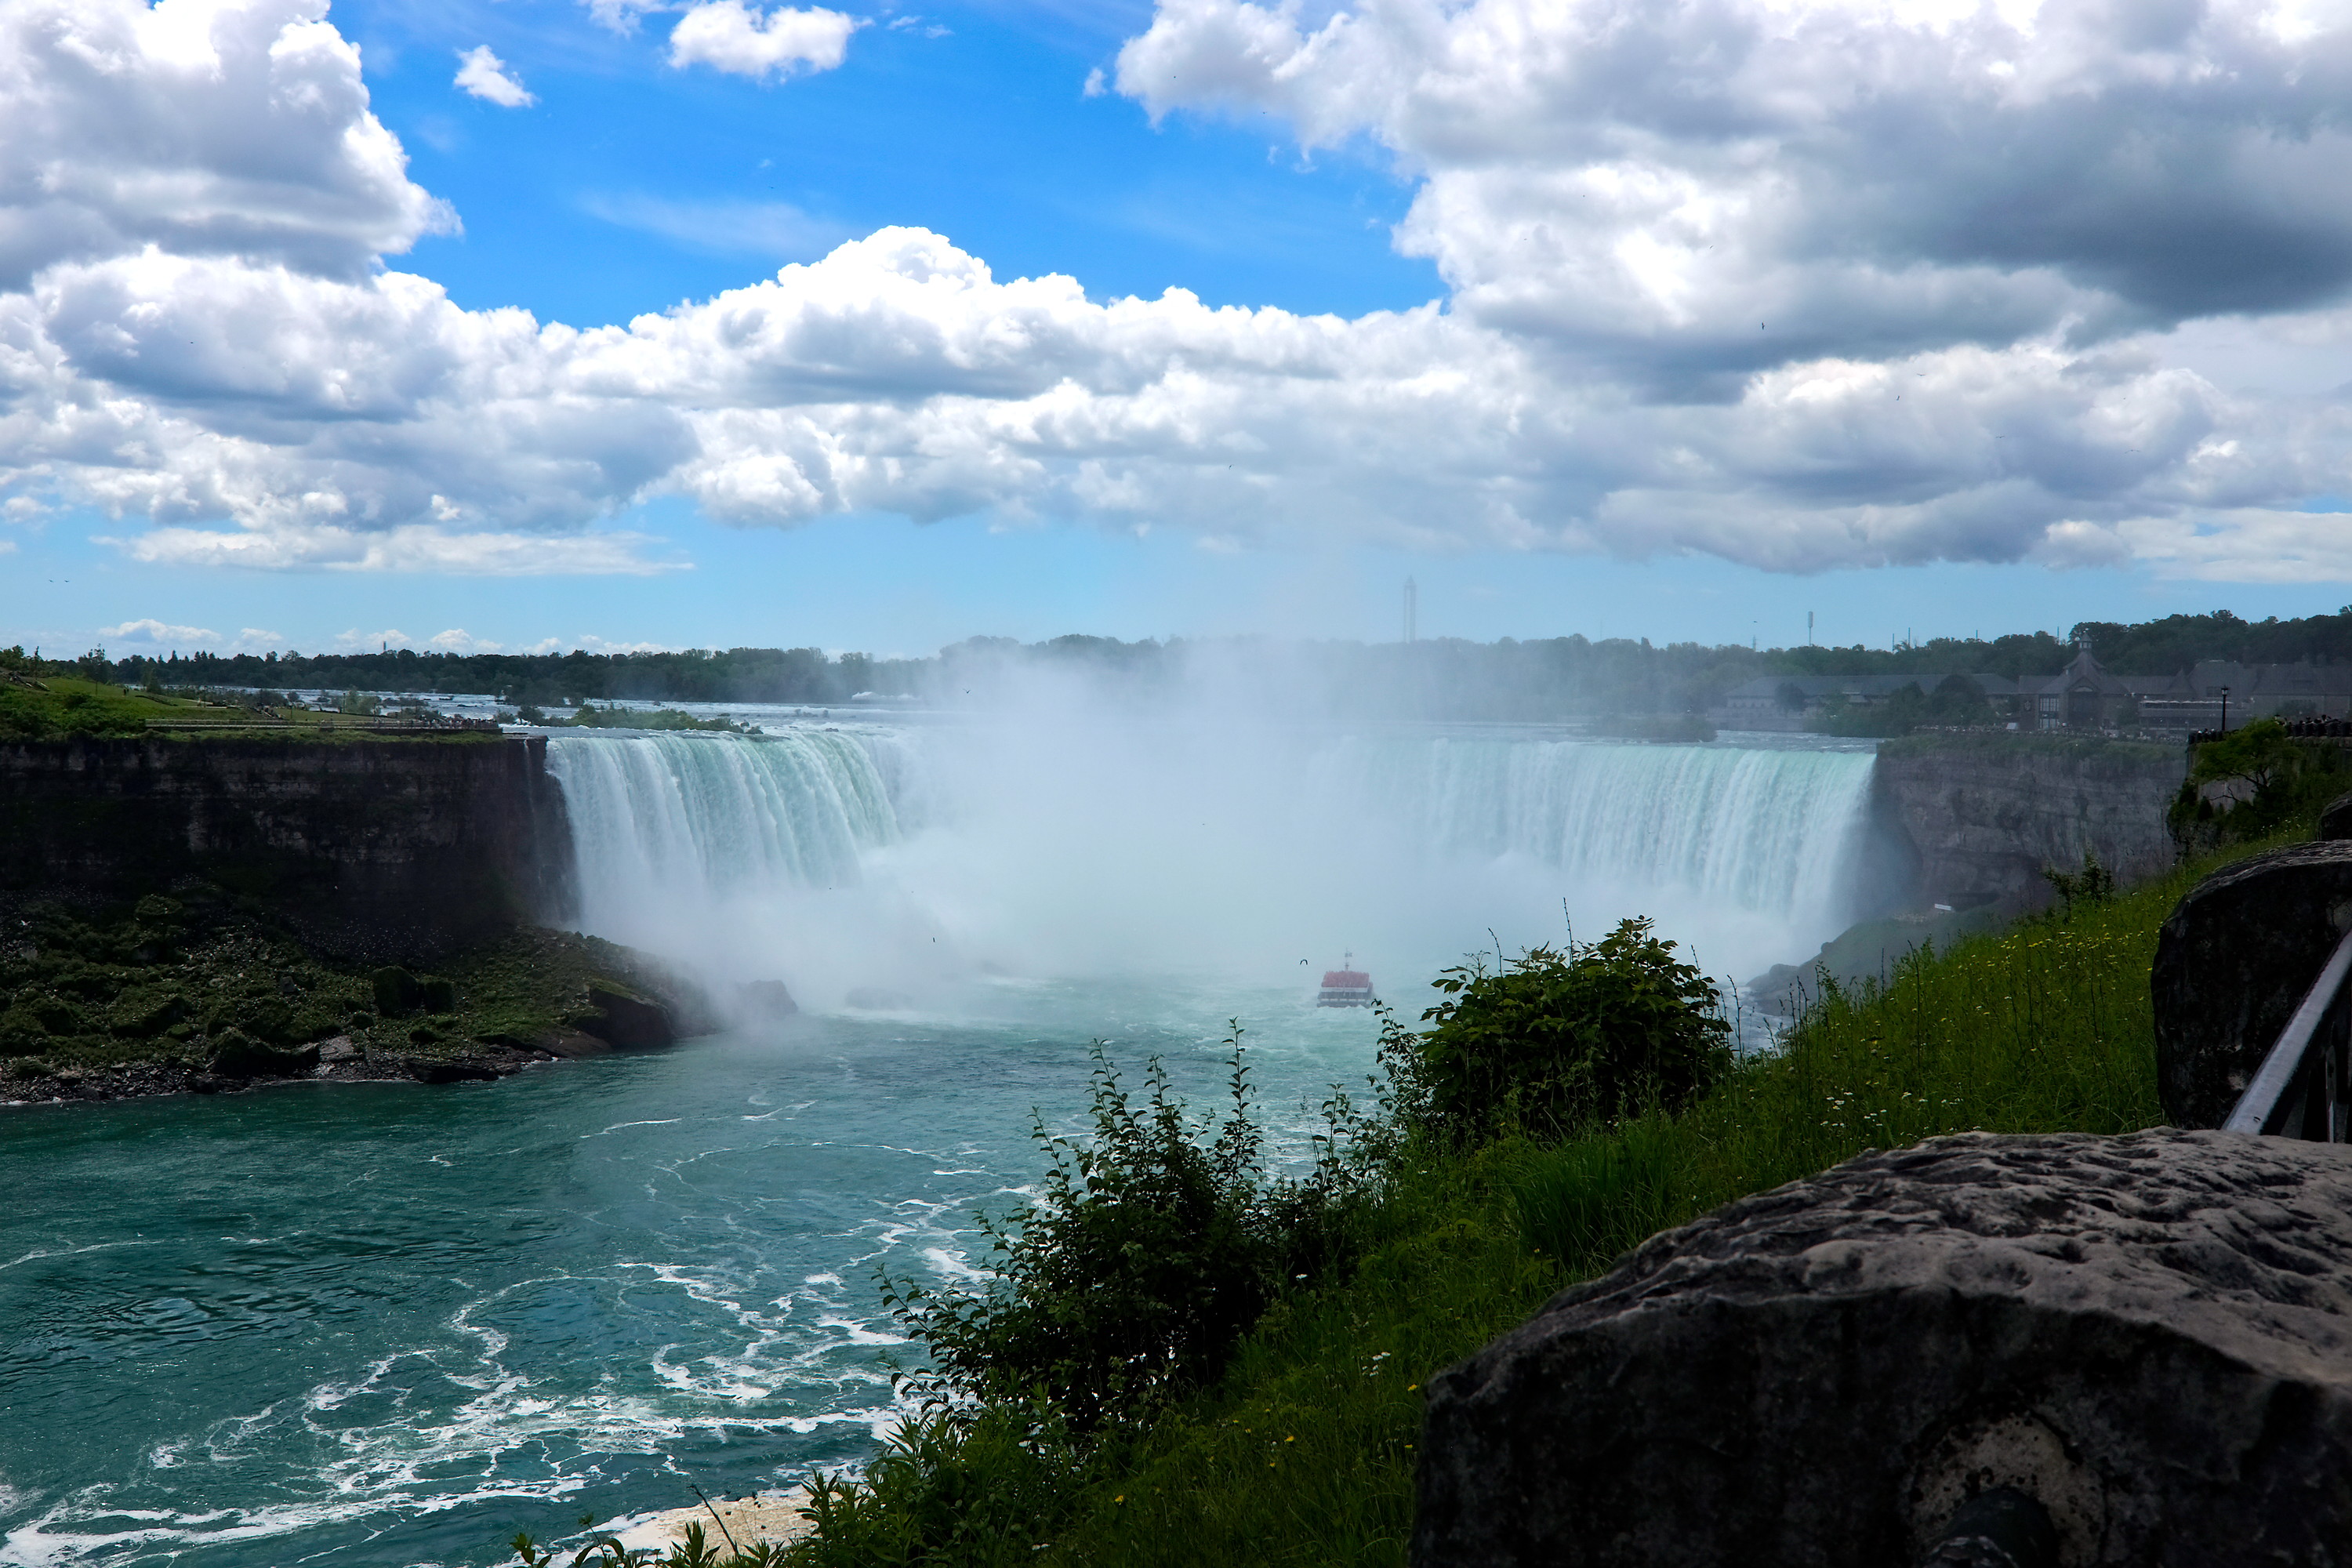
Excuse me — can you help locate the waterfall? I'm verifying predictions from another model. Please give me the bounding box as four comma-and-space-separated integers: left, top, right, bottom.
543, 724, 1880, 991
1331, 736, 1876, 936
546, 729, 902, 913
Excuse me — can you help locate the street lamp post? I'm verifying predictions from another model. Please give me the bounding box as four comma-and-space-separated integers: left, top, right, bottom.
2221, 684, 2231, 735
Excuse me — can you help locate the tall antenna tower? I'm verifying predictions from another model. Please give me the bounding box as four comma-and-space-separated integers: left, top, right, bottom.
1403, 577, 1418, 644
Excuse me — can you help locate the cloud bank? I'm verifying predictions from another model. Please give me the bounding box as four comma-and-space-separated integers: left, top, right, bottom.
2, 0, 2350, 579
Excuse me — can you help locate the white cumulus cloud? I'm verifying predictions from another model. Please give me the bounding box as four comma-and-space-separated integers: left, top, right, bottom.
0, 0, 452, 290
454, 45, 535, 107
667, 0, 860, 80
100, 618, 219, 645
3, 0, 2352, 580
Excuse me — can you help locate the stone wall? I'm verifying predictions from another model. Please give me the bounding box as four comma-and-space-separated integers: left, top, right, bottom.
0, 735, 575, 960
1871, 736, 2186, 913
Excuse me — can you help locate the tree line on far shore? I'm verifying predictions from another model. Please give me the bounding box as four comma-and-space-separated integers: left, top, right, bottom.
28, 605, 2352, 724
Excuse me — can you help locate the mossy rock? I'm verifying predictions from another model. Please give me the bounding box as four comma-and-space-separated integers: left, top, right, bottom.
108, 988, 190, 1039
209, 1029, 321, 1078
372, 967, 419, 1016
133, 895, 185, 925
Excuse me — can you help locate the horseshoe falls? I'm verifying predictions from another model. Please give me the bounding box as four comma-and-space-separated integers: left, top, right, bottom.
543, 724, 1880, 996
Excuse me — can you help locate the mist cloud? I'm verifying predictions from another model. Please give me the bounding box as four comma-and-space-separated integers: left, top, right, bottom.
2, 0, 2350, 579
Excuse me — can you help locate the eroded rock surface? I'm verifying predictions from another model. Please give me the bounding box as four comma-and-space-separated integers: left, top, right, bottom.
1871, 740, 2183, 914
2151, 838, 2352, 1127
1414, 1130, 2352, 1568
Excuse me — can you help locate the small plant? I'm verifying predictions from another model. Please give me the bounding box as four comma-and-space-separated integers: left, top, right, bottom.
506, 1520, 790, 1567
1397, 917, 1731, 1144
2042, 850, 2114, 915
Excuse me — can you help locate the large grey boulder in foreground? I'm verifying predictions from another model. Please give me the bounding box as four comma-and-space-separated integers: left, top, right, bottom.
1414, 1130, 2352, 1568
2152, 839, 2352, 1127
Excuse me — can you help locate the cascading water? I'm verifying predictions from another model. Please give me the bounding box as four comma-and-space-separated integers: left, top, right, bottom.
544, 723, 1880, 994
546, 728, 904, 905
1331, 735, 1876, 942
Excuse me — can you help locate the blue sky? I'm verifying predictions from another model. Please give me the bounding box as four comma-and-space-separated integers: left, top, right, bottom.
4, 0, 2351, 662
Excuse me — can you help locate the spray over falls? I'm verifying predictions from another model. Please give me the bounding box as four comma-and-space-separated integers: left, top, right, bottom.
544, 726, 1879, 1000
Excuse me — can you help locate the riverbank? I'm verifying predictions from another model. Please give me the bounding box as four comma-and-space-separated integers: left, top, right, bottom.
607, 1491, 817, 1557
0, 894, 730, 1106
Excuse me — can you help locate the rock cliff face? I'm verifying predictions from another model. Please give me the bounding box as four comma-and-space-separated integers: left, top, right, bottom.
0, 735, 574, 960
1415, 1130, 2352, 1568
1872, 737, 2185, 913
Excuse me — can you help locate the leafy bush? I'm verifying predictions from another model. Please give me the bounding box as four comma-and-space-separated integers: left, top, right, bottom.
2040, 850, 2114, 915
1397, 917, 1730, 1143
884, 1042, 1301, 1436
2169, 720, 2352, 850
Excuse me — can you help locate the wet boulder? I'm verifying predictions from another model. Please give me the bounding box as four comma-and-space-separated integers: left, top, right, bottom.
209, 1029, 321, 1078
739, 979, 798, 1018
1414, 1129, 2352, 1568
577, 978, 673, 1049
2321, 791, 2352, 841
2151, 839, 2352, 1127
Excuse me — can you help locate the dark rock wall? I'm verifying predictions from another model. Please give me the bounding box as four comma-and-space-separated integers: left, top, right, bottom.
0, 735, 575, 961
1872, 742, 2186, 913
1415, 1130, 2352, 1568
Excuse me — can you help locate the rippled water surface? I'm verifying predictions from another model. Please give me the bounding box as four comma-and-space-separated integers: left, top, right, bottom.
0, 983, 1381, 1568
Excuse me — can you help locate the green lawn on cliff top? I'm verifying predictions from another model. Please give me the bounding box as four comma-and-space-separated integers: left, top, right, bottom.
0, 664, 498, 742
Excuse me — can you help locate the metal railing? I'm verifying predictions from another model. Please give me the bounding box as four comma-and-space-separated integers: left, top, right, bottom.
2222, 926, 2352, 1140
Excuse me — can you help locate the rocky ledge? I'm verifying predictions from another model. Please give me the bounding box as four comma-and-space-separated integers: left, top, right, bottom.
2, 895, 790, 1106
1415, 1128, 2352, 1568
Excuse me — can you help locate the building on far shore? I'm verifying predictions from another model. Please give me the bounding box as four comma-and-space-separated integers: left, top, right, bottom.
1715, 646, 2352, 734
2127, 659, 2352, 728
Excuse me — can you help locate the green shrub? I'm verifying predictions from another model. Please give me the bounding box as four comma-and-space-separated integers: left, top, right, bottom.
373, 966, 420, 1016
2170, 720, 2352, 850
0, 1005, 49, 1056
1399, 917, 1730, 1143
884, 1043, 1293, 1436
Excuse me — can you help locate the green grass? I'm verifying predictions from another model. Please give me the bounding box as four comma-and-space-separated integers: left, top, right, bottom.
749, 832, 2287, 1568
0, 673, 499, 743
